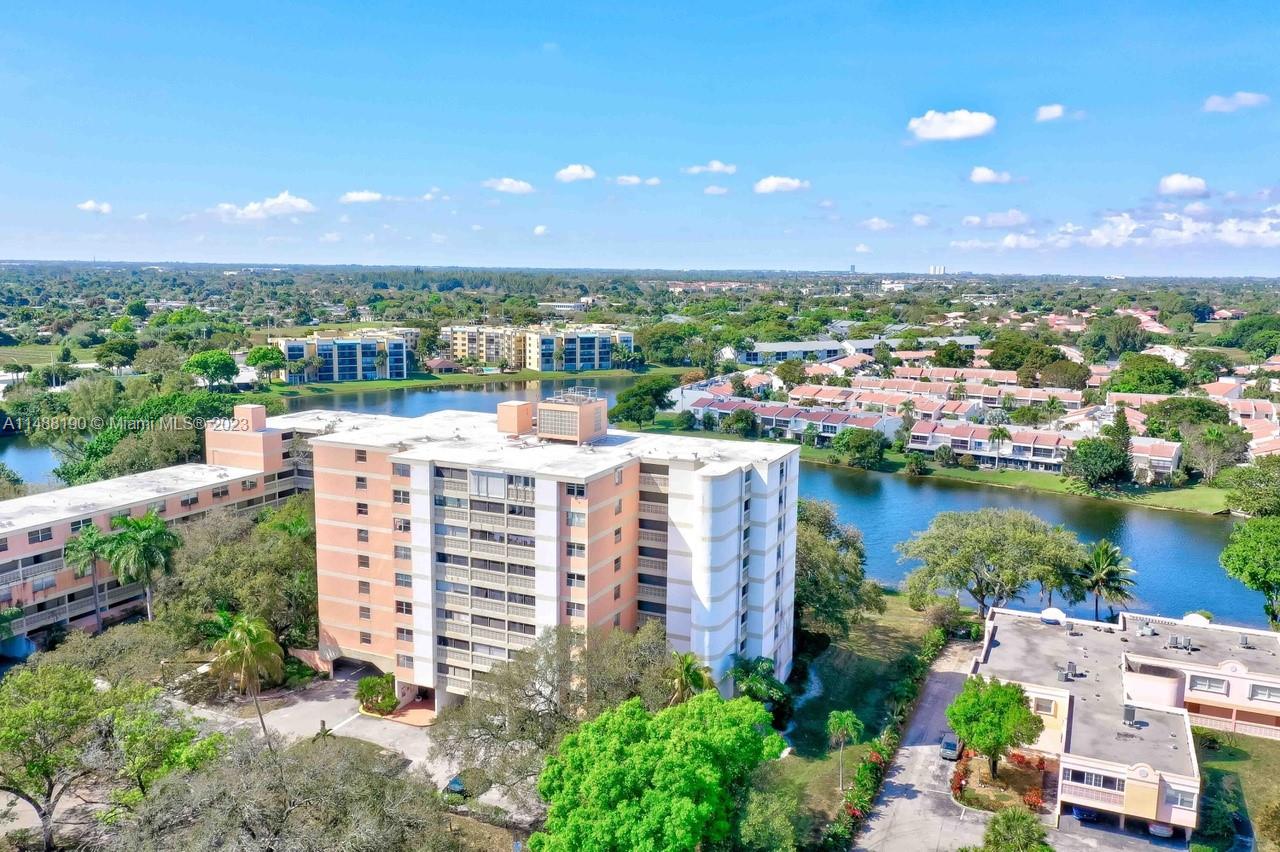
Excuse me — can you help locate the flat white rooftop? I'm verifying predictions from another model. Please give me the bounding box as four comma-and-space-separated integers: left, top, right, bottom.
264, 409, 401, 435
308, 409, 796, 479
0, 463, 261, 534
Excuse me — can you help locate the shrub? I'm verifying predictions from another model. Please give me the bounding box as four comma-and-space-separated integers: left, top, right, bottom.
355, 673, 398, 715
1022, 788, 1044, 810
903, 451, 929, 475
924, 597, 965, 633
958, 453, 979, 470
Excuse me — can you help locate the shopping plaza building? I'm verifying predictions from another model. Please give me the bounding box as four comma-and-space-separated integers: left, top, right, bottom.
0, 393, 798, 706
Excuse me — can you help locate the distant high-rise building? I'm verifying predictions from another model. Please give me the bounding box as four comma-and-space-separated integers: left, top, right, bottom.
849, 264, 856, 273
928, 264, 947, 275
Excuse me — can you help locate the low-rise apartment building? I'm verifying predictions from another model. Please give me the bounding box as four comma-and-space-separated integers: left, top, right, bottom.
298, 389, 796, 708
973, 608, 1280, 839
271, 329, 413, 384
441, 324, 634, 372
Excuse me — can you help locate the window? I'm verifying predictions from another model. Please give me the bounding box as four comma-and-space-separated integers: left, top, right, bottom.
33, 575, 56, 592
394, 545, 411, 560
0, 538, 8, 552
566, 572, 586, 588
566, 542, 585, 558
357, 555, 370, 569
509, 621, 536, 636
392, 462, 410, 477
397, 654, 414, 668
355, 449, 367, 463
212, 484, 230, 499
1250, 684, 1280, 703
509, 592, 535, 607
28, 527, 52, 544
359, 632, 372, 645
1064, 769, 1125, 792
614, 612, 622, 627
473, 615, 505, 629
1190, 675, 1228, 694
565, 482, 585, 498
614, 499, 622, 515
614, 528, 622, 543
70, 518, 92, 533
394, 517, 411, 532
1033, 698, 1055, 715
471, 471, 506, 498
357, 580, 371, 594
356, 502, 369, 516
614, 556, 622, 572
565, 601, 585, 617
613, 584, 621, 600
180, 493, 200, 508
396, 627, 413, 642
615, 468, 623, 485
638, 573, 666, 587
565, 511, 586, 528
355, 476, 367, 490
394, 572, 412, 588
395, 600, 413, 615
357, 528, 369, 542
359, 606, 371, 620
1165, 788, 1196, 809
241, 479, 258, 491
393, 489, 410, 504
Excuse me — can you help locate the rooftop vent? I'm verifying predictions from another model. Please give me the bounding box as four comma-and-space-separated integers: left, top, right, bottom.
1241, 634, 1254, 649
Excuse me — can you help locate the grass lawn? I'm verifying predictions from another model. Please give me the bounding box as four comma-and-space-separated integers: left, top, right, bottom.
646, 415, 1231, 515
774, 592, 933, 834
0, 342, 94, 365
260, 365, 685, 399
1196, 732, 1280, 851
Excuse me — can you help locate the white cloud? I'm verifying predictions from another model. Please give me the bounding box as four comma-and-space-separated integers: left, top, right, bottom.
854, 243, 872, 254
1000, 233, 1042, 249
963, 208, 1029, 228
644, 177, 661, 186
753, 176, 810, 194
969, 166, 1012, 184
555, 164, 596, 183
1203, 92, 1270, 113
338, 214, 351, 224
132, 213, 149, 222
861, 216, 893, 231
616, 175, 661, 186
482, 177, 535, 194
1035, 104, 1066, 122
470, 224, 484, 232
430, 232, 448, 244
1215, 211, 1280, 247
340, 190, 384, 204
320, 232, 341, 243
704, 185, 729, 195
817, 199, 836, 209
906, 109, 996, 141
1183, 201, 1211, 217
76, 199, 112, 214
682, 159, 736, 175
1158, 173, 1208, 197
532, 224, 549, 236
911, 213, 932, 227
212, 190, 315, 222
1078, 213, 1143, 248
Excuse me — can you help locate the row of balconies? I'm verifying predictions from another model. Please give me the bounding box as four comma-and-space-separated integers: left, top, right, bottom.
441, 591, 536, 620
441, 564, 536, 591
0, 557, 67, 588
6, 582, 144, 634
433, 535, 535, 562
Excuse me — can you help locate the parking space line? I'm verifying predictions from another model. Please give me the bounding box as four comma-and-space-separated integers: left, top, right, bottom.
330, 712, 362, 732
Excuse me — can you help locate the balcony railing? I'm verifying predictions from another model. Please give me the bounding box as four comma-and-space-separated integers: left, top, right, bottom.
639, 501, 667, 518
638, 556, 668, 573
0, 558, 66, 588
638, 472, 670, 489
638, 584, 666, 602
638, 529, 668, 545
439, 478, 467, 494
1060, 782, 1124, 808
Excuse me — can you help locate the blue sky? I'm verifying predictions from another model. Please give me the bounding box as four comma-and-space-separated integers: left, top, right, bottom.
2, 1, 1278, 274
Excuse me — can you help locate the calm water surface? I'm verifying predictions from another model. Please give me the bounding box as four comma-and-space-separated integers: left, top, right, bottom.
0, 377, 1257, 625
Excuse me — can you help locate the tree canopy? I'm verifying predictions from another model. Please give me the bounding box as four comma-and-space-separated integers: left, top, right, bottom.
795, 499, 884, 636
945, 676, 1044, 779
1221, 517, 1280, 626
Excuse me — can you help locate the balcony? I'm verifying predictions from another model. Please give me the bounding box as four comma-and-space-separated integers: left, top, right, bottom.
434, 536, 469, 556
439, 647, 471, 665
638, 556, 667, 573
506, 516, 535, 532
1060, 782, 1124, 808
638, 472, 670, 490
507, 574, 535, 591
443, 592, 471, 610
638, 584, 666, 602
638, 529, 668, 546
443, 676, 471, 695
440, 507, 468, 522
0, 558, 66, 588
470, 540, 506, 557
507, 603, 536, 620
470, 625, 507, 643
506, 485, 535, 503
439, 478, 467, 495
443, 565, 470, 584
639, 501, 667, 518
507, 544, 535, 560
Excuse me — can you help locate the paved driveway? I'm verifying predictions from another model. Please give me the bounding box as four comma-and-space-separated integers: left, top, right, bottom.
857, 644, 1186, 852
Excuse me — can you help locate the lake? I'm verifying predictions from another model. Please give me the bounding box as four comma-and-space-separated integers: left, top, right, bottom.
0, 376, 1257, 625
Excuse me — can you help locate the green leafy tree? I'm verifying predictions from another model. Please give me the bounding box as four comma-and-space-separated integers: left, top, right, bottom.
105, 510, 181, 621
211, 614, 284, 744
609, 375, 678, 425
1182, 423, 1249, 482
773, 358, 807, 388
897, 508, 1083, 617
933, 444, 956, 467
1080, 314, 1151, 360
1221, 518, 1280, 626
1062, 438, 1130, 489
1186, 350, 1235, 385
1078, 539, 1137, 621
531, 693, 785, 852
62, 522, 110, 633
933, 341, 974, 368
1039, 359, 1090, 390
721, 408, 759, 437
1141, 396, 1230, 442
1220, 456, 1280, 516
1106, 353, 1187, 395
101, 695, 222, 806
796, 499, 884, 636
181, 349, 238, 388
979, 805, 1052, 851
832, 426, 887, 469
730, 656, 789, 708
667, 650, 714, 705
244, 345, 287, 383
826, 709, 864, 791
945, 676, 1044, 779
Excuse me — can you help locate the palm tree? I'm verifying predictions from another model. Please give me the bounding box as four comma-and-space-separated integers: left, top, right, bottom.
212, 613, 284, 745
667, 651, 714, 705
1079, 539, 1137, 622
1044, 395, 1067, 424
988, 425, 1012, 470
63, 524, 110, 633
899, 399, 916, 419
826, 709, 865, 791
104, 511, 180, 621
729, 655, 788, 706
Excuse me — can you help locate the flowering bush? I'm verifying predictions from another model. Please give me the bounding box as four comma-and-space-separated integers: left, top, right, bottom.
1023, 788, 1045, 810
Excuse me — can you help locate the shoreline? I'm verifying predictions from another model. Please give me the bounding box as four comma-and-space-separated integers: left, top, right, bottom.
258, 365, 685, 400
641, 415, 1232, 518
